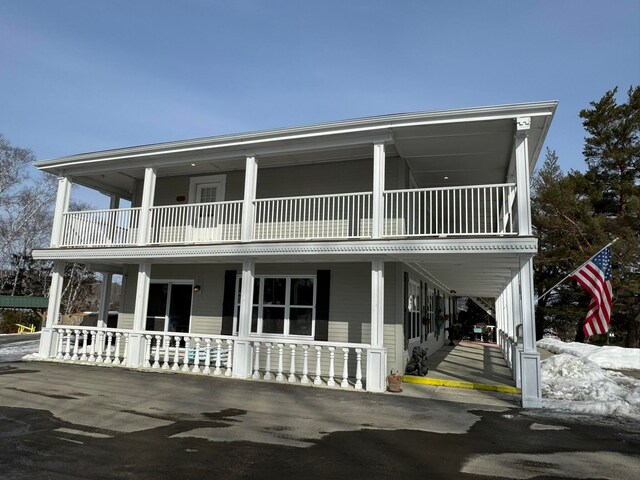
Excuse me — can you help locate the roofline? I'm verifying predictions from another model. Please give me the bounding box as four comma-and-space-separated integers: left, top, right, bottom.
35, 101, 558, 171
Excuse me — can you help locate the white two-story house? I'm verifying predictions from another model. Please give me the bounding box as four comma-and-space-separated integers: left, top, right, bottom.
33, 102, 556, 407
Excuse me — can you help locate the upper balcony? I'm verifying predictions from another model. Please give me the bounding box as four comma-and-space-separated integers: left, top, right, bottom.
57, 182, 518, 248
34, 102, 557, 254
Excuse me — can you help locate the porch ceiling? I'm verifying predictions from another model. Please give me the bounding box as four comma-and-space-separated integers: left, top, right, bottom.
37, 102, 556, 198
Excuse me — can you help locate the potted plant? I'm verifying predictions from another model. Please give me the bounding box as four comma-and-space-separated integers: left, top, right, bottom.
387, 370, 403, 392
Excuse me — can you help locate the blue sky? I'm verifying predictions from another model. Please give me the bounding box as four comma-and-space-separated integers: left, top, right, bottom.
1, 0, 638, 207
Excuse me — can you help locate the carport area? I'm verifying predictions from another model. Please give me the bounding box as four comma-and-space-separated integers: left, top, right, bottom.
400, 340, 520, 407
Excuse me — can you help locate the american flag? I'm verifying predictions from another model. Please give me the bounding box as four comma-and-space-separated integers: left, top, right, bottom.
571, 246, 613, 337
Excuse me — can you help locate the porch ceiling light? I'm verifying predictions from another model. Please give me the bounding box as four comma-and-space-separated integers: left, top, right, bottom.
443, 176, 449, 180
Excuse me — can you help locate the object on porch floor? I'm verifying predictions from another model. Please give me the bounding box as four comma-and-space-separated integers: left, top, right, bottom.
405, 346, 429, 376
387, 371, 403, 392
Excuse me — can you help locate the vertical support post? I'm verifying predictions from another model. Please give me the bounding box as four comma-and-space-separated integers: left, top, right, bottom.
366, 258, 387, 392
514, 117, 531, 236
126, 262, 151, 367
241, 156, 258, 242
371, 142, 386, 238
233, 260, 255, 377
137, 167, 156, 245
50, 177, 72, 247
38, 260, 66, 358
519, 255, 541, 408
98, 272, 113, 328
511, 268, 523, 388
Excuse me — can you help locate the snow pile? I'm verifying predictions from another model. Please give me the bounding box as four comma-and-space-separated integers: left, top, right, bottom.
538, 337, 640, 371
0, 338, 40, 362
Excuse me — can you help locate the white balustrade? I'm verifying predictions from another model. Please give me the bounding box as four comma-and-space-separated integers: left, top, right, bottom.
254, 192, 372, 241
384, 183, 517, 237
47, 328, 370, 392
149, 201, 243, 244
51, 326, 129, 366
61, 208, 140, 247
249, 339, 369, 390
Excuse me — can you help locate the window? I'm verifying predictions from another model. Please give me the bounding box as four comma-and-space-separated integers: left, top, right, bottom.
145, 282, 193, 333
234, 276, 316, 337
407, 280, 421, 342
188, 175, 226, 204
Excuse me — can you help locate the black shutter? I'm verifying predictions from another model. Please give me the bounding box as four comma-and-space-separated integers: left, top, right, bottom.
314, 270, 331, 341
221, 270, 237, 335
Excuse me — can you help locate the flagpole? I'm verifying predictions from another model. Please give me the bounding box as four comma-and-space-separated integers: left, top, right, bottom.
537, 237, 618, 302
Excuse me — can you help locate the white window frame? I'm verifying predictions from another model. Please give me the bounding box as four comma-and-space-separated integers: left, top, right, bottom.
407, 279, 421, 342
233, 275, 316, 339
188, 174, 227, 204
145, 279, 195, 333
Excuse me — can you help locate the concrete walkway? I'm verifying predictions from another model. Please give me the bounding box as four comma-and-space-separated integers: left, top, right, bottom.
398, 340, 520, 407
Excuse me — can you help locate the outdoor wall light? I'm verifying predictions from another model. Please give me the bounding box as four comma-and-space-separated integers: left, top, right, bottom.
450, 290, 457, 295
193, 285, 201, 293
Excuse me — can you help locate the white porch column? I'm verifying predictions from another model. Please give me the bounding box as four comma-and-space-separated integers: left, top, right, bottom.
366, 258, 387, 392
514, 117, 532, 236
137, 167, 156, 245
50, 177, 72, 247
371, 143, 386, 239
233, 260, 255, 378
511, 268, 524, 388
241, 156, 258, 242
97, 272, 113, 328
126, 262, 151, 367
38, 260, 65, 358
519, 255, 542, 408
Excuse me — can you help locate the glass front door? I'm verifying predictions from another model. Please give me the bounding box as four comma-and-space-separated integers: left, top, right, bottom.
146, 282, 193, 333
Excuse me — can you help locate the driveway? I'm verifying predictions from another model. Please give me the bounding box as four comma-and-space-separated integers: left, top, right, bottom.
1, 359, 638, 480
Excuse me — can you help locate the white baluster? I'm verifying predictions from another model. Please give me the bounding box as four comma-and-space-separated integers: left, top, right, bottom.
192, 338, 201, 373
288, 344, 297, 383
341, 348, 350, 388
80, 330, 89, 361
143, 335, 152, 368
96, 331, 104, 363
314, 346, 323, 385
56, 330, 64, 360
300, 345, 310, 384
327, 346, 336, 386
70, 329, 79, 361
162, 335, 170, 370
181, 337, 191, 372
104, 332, 114, 364
276, 344, 285, 381
214, 339, 222, 375
203, 338, 212, 374
113, 333, 122, 365
355, 348, 363, 390
252, 342, 261, 379
122, 333, 129, 366
64, 329, 72, 360
172, 336, 181, 370
225, 339, 233, 377
88, 331, 97, 362
264, 343, 273, 380
151, 335, 161, 368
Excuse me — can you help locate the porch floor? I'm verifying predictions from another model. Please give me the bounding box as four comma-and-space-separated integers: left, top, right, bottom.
397, 340, 520, 407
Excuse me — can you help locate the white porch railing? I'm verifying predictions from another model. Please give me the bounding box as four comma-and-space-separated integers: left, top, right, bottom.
52, 326, 130, 365
149, 200, 243, 244
383, 183, 517, 237
61, 208, 140, 247
249, 338, 366, 389
47, 326, 369, 390
55, 184, 518, 247
253, 192, 372, 241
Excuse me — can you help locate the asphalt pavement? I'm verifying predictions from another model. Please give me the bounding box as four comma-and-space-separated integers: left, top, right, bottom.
1, 355, 638, 480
